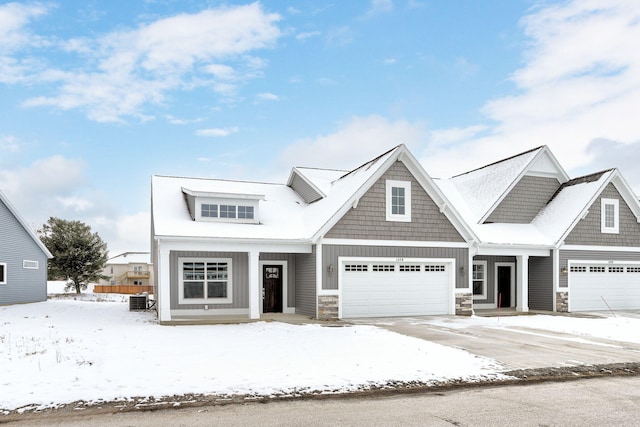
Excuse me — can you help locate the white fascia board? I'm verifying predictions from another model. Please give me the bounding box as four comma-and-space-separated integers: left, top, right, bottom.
0, 189, 53, 259
560, 244, 640, 252
155, 236, 312, 254
611, 171, 640, 221
322, 238, 471, 248
554, 170, 615, 246
476, 245, 552, 257
311, 146, 402, 241
181, 187, 266, 201
401, 150, 479, 243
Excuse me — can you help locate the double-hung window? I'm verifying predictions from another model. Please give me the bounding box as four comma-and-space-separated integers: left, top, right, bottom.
386, 180, 411, 222
601, 198, 619, 234
179, 258, 232, 304
472, 261, 487, 299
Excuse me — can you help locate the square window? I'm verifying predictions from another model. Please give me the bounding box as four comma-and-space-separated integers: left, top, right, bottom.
386, 180, 411, 222
238, 205, 254, 219
179, 258, 232, 304
220, 205, 237, 218
201, 204, 218, 218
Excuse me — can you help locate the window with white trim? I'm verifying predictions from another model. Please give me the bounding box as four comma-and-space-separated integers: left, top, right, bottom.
472, 261, 487, 299
0, 263, 6, 285
201, 203, 254, 220
178, 258, 232, 304
601, 198, 619, 234
23, 260, 39, 269
385, 180, 411, 222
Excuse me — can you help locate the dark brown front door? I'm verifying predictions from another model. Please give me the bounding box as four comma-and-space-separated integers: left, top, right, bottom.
263, 265, 283, 313
497, 266, 511, 308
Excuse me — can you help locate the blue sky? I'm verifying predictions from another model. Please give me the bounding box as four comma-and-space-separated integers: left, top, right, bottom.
1, 0, 640, 255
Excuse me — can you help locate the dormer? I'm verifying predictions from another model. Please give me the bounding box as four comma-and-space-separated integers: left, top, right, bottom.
286, 168, 325, 203
182, 187, 264, 224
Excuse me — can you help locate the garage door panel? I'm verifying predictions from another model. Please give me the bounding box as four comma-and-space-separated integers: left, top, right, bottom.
570, 263, 640, 311
342, 261, 451, 318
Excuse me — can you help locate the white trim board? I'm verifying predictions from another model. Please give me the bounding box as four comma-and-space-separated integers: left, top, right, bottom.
322, 238, 470, 248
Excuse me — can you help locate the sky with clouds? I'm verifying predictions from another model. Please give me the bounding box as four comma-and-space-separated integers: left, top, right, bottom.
1, 0, 640, 255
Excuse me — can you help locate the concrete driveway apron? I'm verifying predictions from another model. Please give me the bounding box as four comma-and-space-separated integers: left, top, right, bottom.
350, 315, 640, 370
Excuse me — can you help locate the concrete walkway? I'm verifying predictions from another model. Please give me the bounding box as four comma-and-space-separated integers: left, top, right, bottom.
350, 315, 640, 370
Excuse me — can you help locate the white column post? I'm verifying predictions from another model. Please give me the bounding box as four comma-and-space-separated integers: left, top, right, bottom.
158, 245, 172, 323
516, 255, 529, 312
248, 250, 260, 319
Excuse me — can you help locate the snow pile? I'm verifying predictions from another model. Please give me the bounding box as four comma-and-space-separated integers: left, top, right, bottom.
0, 297, 501, 411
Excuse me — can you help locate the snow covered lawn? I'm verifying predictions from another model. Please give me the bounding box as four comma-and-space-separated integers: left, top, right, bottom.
0, 295, 501, 412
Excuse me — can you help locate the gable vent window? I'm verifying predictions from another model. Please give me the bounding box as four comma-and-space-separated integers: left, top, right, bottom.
601, 198, 619, 234
23, 260, 39, 269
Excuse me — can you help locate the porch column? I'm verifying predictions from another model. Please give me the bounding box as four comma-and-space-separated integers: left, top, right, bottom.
248, 250, 260, 319
516, 255, 529, 312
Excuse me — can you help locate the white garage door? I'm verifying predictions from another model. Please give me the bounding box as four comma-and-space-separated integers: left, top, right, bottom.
569, 263, 640, 311
341, 259, 451, 318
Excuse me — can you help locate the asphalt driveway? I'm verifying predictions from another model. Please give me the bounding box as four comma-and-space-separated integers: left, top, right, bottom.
350, 314, 640, 370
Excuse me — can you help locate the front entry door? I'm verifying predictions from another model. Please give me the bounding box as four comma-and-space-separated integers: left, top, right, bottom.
497, 266, 511, 308
263, 265, 283, 313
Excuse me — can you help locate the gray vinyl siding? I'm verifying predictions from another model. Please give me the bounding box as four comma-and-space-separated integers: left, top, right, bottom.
295, 247, 316, 317
0, 198, 48, 305
564, 183, 640, 246
260, 253, 296, 307
325, 161, 465, 242
559, 249, 640, 288
169, 251, 248, 309
528, 256, 553, 311
289, 172, 323, 203
486, 175, 561, 224
472, 256, 516, 304
324, 245, 469, 290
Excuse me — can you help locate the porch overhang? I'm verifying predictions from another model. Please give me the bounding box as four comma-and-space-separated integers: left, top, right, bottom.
475, 244, 551, 257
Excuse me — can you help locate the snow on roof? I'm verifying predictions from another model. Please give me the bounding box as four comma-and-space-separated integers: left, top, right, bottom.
448, 147, 543, 223
108, 252, 151, 265
152, 146, 401, 242
532, 170, 613, 244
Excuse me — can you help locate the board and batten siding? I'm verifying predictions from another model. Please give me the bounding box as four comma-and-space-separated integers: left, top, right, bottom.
528, 255, 553, 311
323, 245, 469, 290
260, 252, 296, 307
289, 172, 323, 203
169, 251, 249, 310
294, 247, 316, 317
564, 183, 640, 246
325, 161, 465, 242
559, 249, 640, 288
486, 175, 561, 224
0, 198, 48, 305
472, 256, 516, 304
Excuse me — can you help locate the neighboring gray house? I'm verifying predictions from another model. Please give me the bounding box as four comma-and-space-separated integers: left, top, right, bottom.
0, 189, 53, 305
151, 144, 640, 323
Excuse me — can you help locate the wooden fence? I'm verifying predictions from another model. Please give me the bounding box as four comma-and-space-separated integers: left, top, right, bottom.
94, 285, 154, 295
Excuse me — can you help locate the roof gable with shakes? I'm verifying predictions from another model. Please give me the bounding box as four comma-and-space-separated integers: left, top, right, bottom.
449, 146, 569, 224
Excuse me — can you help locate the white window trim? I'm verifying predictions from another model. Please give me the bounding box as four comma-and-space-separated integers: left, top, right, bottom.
178, 257, 233, 304
472, 261, 487, 300
196, 199, 259, 224
601, 198, 619, 234
23, 260, 39, 269
0, 262, 6, 284
385, 180, 411, 222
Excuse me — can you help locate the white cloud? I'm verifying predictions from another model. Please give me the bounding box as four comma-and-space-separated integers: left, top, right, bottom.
363, 0, 394, 18
164, 115, 204, 125
195, 127, 239, 137
0, 134, 21, 152
280, 115, 427, 171
256, 92, 279, 101
55, 196, 94, 212
14, 4, 282, 122
296, 31, 321, 41
421, 0, 640, 184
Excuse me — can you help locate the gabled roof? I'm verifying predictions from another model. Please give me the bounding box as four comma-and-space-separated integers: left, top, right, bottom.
448, 145, 569, 224
0, 189, 53, 259
534, 168, 640, 246
152, 144, 477, 244
107, 252, 151, 265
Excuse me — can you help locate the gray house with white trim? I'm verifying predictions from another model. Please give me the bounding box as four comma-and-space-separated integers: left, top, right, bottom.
0, 189, 53, 305
151, 144, 640, 323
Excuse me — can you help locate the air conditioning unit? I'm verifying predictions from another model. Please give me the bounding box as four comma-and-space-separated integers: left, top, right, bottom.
129, 294, 148, 311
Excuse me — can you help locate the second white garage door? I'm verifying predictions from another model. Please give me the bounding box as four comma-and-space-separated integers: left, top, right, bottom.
341, 259, 452, 318
569, 263, 640, 311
